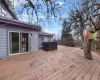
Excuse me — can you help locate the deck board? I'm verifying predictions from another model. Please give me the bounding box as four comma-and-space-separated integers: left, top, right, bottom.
0, 45, 100, 80
65, 60, 92, 80
82, 63, 98, 80
75, 61, 94, 80
90, 63, 100, 80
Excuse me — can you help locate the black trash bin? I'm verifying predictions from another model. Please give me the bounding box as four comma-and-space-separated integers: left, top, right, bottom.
53, 42, 57, 50
48, 42, 53, 51
42, 42, 52, 51
51, 42, 57, 50
50, 42, 54, 50
42, 42, 57, 51
42, 42, 48, 51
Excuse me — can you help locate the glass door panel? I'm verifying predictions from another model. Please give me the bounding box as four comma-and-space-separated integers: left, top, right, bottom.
20, 33, 29, 52
9, 32, 19, 54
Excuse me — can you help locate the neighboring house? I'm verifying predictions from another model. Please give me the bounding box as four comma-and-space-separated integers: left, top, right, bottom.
39, 32, 54, 48
0, 0, 41, 58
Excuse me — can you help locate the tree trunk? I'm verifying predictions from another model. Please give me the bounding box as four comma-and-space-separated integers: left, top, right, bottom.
84, 39, 93, 60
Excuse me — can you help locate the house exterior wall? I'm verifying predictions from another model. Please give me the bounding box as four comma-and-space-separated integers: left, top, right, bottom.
0, 25, 39, 58
0, 2, 13, 19
31, 32, 39, 51
0, 28, 7, 58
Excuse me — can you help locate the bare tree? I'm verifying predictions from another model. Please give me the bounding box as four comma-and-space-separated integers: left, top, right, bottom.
13, 0, 65, 24
67, 0, 100, 60
82, 0, 100, 60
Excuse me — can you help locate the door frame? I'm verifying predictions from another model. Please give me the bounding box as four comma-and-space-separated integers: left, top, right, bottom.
8, 31, 30, 55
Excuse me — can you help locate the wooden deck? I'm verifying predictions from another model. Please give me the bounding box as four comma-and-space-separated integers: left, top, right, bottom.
0, 45, 100, 80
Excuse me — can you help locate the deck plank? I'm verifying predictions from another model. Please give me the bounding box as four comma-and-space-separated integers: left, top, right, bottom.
75, 61, 94, 80
65, 61, 94, 80
57, 59, 92, 80
43, 58, 84, 80
0, 45, 100, 80
90, 63, 100, 80
98, 74, 100, 80
82, 63, 98, 80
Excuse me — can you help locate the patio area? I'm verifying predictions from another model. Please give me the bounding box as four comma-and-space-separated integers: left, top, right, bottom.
0, 45, 100, 80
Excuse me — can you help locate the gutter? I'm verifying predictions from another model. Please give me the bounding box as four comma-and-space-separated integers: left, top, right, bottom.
0, 17, 41, 31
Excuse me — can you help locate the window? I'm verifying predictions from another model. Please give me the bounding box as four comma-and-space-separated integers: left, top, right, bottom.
48, 36, 52, 42
41, 36, 44, 41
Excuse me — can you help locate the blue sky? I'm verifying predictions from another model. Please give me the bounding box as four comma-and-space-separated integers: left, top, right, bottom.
13, 0, 81, 39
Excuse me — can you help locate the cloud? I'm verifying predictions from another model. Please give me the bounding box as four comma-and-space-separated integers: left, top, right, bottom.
43, 28, 53, 34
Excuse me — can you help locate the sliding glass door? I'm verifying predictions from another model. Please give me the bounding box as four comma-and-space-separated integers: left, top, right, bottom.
9, 32, 29, 54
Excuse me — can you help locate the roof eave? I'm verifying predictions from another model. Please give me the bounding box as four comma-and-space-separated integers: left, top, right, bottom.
0, 17, 41, 31
39, 32, 54, 36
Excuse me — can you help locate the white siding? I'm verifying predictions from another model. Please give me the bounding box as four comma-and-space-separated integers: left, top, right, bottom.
31, 32, 39, 51
0, 28, 7, 58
